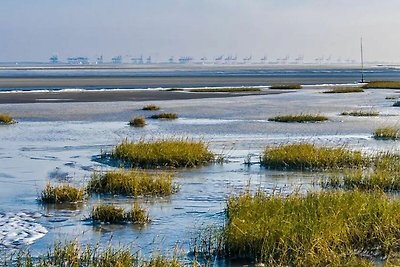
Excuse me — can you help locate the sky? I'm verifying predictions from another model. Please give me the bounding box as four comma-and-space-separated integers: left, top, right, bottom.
1, 0, 400, 63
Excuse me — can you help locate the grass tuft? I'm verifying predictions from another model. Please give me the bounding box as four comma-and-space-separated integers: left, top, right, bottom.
268, 114, 328, 123
0, 113, 15, 124
150, 113, 178, 120
323, 87, 364, 94
40, 183, 86, 204
362, 80, 400, 89
142, 104, 160, 111
270, 84, 302, 90
393, 101, 400, 107
340, 110, 379, 116
112, 139, 215, 168
129, 116, 147, 127
262, 143, 365, 170
374, 127, 400, 140
92, 203, 149, 224
188, 87, 261, 93
220, 190, 400, 266
88, 169, 176, 196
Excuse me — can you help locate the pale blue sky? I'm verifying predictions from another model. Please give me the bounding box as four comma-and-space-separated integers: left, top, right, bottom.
1, 0, 400, 62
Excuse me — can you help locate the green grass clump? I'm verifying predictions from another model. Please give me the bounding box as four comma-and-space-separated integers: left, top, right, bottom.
340, 110, 379, 116
325, 154, 400, 191
362, 80, 400, 89
0, 113, 15, 124
40, 183, 86, 204
188, 87, 261, 93
150, 113, 178, 120
10, 241, 184, 266
268, 114, 328, 123
262, 143, 365, 170
374, 127, 400, 140
142, 104, 160, 111
88, 169, 176, 196
129, 116, 146, 127
221, 190, 400, 266
323, 87, 364, 94
92, 203, 149, 224
112, 139, 215, 168
269, 84, 302, 89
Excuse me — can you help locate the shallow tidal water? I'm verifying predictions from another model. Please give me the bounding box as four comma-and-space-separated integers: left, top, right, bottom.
1, 88, 400, 266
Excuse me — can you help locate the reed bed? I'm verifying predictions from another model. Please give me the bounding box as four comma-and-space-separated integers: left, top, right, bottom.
269, 84, 302, 89
92, 203, 149, 224
221, 190, 400, 266
129, 116, 147, 127
188, 87, 261, 93
150, 113, 178, 120
142, 104, 160, 111
324, 154, 400, 191
340, 110, 379, 116
374, 127, 400, 140
262, 143, 365, 170
9, 241, 184, 266
88, 169, 176, 196
40, 183, 86, 204
112, 139, 215, 168
0, 113, 15, 124
363, 81, 400, 89
323, 87, 364, 94
268, 114, 328, 123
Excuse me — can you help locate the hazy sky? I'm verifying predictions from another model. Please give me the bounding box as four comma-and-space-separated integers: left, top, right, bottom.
1, 0, 400, 62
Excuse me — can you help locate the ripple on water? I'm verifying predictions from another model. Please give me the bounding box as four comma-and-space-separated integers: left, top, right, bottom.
0, 212, 47, 248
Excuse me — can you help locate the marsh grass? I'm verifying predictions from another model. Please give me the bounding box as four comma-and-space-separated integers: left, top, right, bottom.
88, 169, 176, 196
112, 139, 215, 168
92, 203, 149, 224
326, 159, 400, 192
40, 183, 86, 204
150, 113, 178, 120
393, 101, 400, 107
220, 190, 400, 266
340, 110, 379, 116
374, 127, 400, 140
323, 87, 364, 94
269, 84, 302, 90
188, 87, 261, 93
363, 81, 400, 89
129, 117, 147, 127
268, 114, 328, 123
142, 105, 160, 111
10, 241, 184, 266
262, 143, 365, 170
0, 113, 15, 124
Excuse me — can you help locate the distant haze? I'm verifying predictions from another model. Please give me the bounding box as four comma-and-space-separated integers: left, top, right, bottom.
1, 0, 400, 63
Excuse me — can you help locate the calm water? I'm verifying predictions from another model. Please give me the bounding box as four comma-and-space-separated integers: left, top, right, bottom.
1, 85, 400, 265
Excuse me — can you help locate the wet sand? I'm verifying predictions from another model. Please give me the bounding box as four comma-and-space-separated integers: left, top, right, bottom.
0, 88, 285, 104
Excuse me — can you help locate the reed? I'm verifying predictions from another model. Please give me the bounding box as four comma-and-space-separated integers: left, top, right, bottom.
88, 169, 176, 196
40, 183, 86, 204
142, 104, 160, 111
262, 143, 365, 170
374, 127, 400, 140
323, 87, 364, 94
270, 84, 302, 89
362, 81, 400, 89
268, 114, 328, 123
340, 110, 379, 116
11, 241, 184, 266
221, 190, 400, 266
150, 113, 178, 120
188, 87, 261, 93
112, 139, 215, 168
0, 113, 15, 124
129, 116, 147, 127
91, 203, 149, 224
